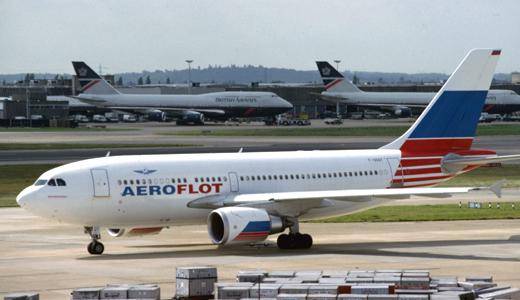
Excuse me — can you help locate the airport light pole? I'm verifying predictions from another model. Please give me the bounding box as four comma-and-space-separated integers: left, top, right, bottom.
333, 60, 341, 118
185, 60, 193, 94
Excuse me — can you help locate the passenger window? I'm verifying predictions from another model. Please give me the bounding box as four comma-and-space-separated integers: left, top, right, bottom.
35, 179, 47, 186
262, 175, 267, 180
218, 177, 222, 181
117, 180, 122, 186
123, 180, 128, 185
349, 172, 353, 177
130, 180, 134, 184
240, 176, 244, 181
183, 178, 187, 183
246, 176, 250, 181
212, 177, 216, 182
206, 177, 210, 182
195, 178, 199, 183
136, 179, 140, 185
369, 171, 373, 175
251, 176, 255, 181
268, 175, 272, 180
274, 175, 278, 180
375, 170, 378, 175
364, 171, 368, 176
295, 174, 299, 179
284, 175, 289, 180
200, 177, 204, 182
223, 177, 227, 182
56, 178, 66, 186
48, 179, 56, 186
338, 173, 342, 177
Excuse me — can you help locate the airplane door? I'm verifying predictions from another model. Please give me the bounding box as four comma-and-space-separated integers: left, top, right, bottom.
91, 169, 110, 197
228, 172, 239, 192
385, 158, 403, 187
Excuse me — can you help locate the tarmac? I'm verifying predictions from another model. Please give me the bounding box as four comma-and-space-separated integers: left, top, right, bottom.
1, 206, 520, 299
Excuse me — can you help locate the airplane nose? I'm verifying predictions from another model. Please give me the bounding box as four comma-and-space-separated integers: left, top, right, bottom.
280, 98, 293, 108
16, 187, 32, 208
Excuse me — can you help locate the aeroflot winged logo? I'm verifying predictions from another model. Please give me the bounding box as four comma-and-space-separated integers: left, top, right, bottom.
134, 168, 157, 175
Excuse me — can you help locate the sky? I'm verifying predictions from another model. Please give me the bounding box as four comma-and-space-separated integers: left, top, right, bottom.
1, 0, 519, 74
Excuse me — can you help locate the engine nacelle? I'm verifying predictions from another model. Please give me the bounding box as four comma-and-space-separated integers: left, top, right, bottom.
393, 106, 412, 118
147, 110, 166, 122
207, 207, 284, 245
106, 227, 163, 237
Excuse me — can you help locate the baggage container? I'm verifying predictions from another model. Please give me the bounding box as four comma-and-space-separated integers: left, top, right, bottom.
176, 278, 217, 297
458, 282, 496, 291
464, 276, 493, 283
374, 277, 401, 285
337, 285, 352, 294
100, 287, 128, 299
338, 294, 368, 300
397, 295, 429, 300
128, 285, 160, 300
322, 271, 350, 278
277, 293, 308, 300
347, 278, 374, 284
431, 277, 458, 288
479, 287, 520, 300
4, 293, 39, 300
307, 294, 338, 300
280, 284, 310, 294
352, 285, 392, 295
269, 271, 296, 278
298, 275, 322, 283
237, 270, 266, 283
320, 278, 348, 284
215, 286, 250, 299
368, 295, 398, 300
349, 271, 375, 278
72, 287, 101, 300
400, 278, 430, 290
375, 273, 402, 278
249, 283, 282, 298
295, 271, 323, 278
176, 266, 218, 279
308, 285, 339, 295
403, 273, 429, 279
215, 282, 253, 298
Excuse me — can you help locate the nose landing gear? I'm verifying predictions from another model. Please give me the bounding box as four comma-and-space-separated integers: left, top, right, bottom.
84, 226, 104, 255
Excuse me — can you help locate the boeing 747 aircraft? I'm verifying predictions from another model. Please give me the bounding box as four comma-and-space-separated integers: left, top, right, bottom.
316, 61, 520, 117
17, 49, 520, 255
72, 62, 293, 124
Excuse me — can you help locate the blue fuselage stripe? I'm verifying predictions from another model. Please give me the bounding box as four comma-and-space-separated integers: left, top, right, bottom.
243, 221, 271, 233
410, 90, 488, 138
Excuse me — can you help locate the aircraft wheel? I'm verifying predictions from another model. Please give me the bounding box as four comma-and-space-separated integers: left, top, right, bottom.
277, 234, 290, 249
87, 241, 104, 255
301, 234, 313, 249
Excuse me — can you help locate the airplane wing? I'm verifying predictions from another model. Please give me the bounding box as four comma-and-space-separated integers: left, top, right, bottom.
188, 185, 500, 210
106, 107, 226, 115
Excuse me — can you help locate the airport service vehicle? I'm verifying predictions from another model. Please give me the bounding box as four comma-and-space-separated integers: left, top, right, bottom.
316, 61, 520, 117
71, 62, 293, 125
324, 118, 343, 125
92, 115, 107, 123
17, 49, 520, 255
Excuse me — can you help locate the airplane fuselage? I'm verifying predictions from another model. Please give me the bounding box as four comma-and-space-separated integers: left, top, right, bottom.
323, 89, 520, 115
75, 91, 293, 119
18, 149, 411, 228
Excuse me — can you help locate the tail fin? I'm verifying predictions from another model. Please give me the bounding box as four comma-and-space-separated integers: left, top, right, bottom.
72, 61, 119, 95
316, 61, 362, 93
383, 49, 500, 154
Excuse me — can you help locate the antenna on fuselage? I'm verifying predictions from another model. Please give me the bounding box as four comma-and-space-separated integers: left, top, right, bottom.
105, 151, 111, 157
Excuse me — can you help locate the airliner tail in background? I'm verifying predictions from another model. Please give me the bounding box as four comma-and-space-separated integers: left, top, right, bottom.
72, 61, 120, 95
316, 61, 362, 93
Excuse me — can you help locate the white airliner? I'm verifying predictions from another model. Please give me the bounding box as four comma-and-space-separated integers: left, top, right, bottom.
72, 62, 293, 124
17, 49, 520, 255
316, 61, 520, 117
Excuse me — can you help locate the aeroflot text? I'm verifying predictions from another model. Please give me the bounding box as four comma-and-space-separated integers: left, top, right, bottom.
121, 183, 223, 197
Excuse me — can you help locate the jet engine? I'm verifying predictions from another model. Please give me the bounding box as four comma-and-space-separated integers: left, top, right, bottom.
207, 207, 284, 245
147, 109, 167, 122
106, 227, 163, 237
393, 106, 412, 118
176, 111, 205, 125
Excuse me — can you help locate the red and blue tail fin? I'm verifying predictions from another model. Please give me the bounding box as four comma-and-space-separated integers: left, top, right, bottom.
383, 49, 500, 154
316, 61, 362, 93
72, 61, 119, 95
382, 49, 501, 187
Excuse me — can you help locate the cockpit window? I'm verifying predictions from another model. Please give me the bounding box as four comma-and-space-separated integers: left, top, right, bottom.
48, 179, 56, 186
34, 179, 47, 186
56, 178, 66, 186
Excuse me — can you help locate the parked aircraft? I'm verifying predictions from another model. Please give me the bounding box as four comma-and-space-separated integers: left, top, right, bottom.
316, 61, 520, 117
72, 62, 293, 124
18, 49, 520, 255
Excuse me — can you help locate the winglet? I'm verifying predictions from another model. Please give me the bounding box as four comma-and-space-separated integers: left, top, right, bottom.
472, 179, 507, 198
489, 179, 507, 198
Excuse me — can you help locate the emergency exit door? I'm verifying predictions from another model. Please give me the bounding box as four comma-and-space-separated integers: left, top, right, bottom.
228, 172, 239, 192
91, 169, 110, 197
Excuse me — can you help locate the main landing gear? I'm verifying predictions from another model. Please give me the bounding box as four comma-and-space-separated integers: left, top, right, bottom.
276, 219, 313, 250
85, 226, 104, 255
